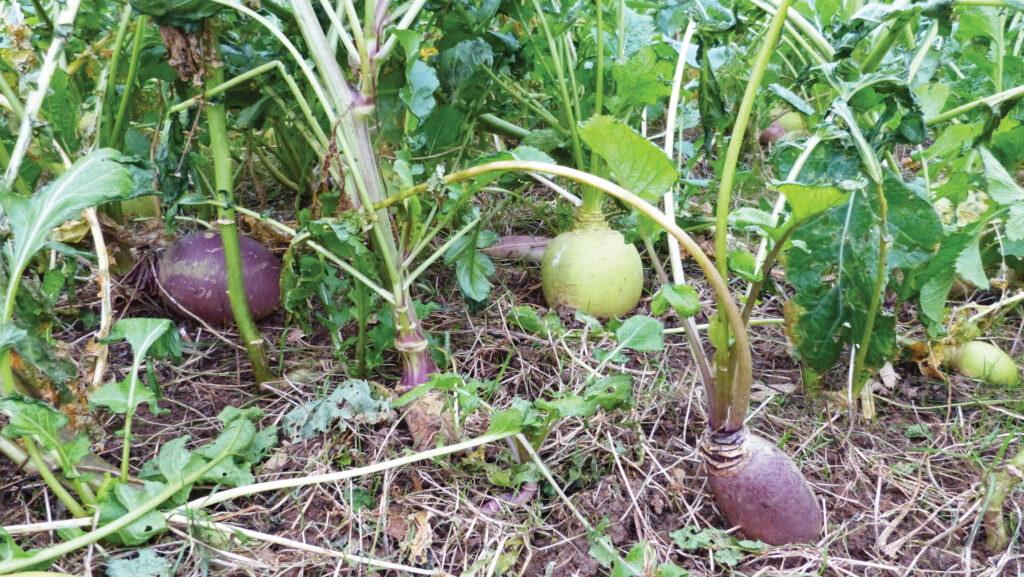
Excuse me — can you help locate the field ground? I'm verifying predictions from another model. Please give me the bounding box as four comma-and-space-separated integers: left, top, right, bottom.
2, 220, 1021, 577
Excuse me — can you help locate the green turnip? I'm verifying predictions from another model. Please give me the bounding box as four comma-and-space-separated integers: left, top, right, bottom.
158, 231, 281, 324
946, 341, 1020, 386
703, 428, 823, 545
541, 212, 643, 318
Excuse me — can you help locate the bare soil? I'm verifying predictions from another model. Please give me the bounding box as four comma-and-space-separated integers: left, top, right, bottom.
1, 222, 1022, 577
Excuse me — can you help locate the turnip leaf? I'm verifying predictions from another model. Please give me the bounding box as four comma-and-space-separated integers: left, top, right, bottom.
614, 316, 664, 352
486, 407, 524, 436
0, 395, 89, 477
652, 285, 700, 319
1007, 205, 1024, 242
980, 147, 1024, 205
580, 116, 678, 200
283, 379, 391, 441
955, 234, 988, 289
1, 149, 137, 306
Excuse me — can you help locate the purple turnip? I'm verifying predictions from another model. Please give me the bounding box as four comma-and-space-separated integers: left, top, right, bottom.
703, 428, 823, 545
480, 235, 551, 262
158, 231, 281, 324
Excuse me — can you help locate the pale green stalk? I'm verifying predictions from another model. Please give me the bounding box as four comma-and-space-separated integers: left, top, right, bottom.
2, 0, 84, 193
711, 0, 793, 431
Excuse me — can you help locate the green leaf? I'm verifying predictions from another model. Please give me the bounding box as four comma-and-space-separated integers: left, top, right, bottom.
614, 316, 664, 352
445, 230, 499, 302
1007, 205, 1024, 242
955, 234, 988, 289
0, 395, 88, 477
511, 145, 556, 165
651, 285, 701, 318
777, 181, 854, 224
98, 482, 168, 546
283, 379, 391, 441
584, 374, 634, 412
980, 147, 1024, 205
712, 547, 746, 567
669, 526, 716, 550
105, 549, 174, 577
507, 305, 565, 337
0, 324, 27, 352
609, 48, 672, 114
0, 528, 49, 571
402, 60, 440, 120
93, 318, 176, 417
728, 249, 760, 282
586, 525, 618, 568
486, 407, 524, 436
657, 563, 690, 577
611, 542, 646, 577
580, 116, 678, 200
1, 149, 136, 300
90, 378, 164, 416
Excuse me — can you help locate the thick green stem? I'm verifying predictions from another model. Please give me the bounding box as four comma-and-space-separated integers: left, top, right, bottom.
100, 7, 133, 148
205, 32, 274, 385
109, 15, 148, 151
478, 113, 530, 140
529, 0, 585, 169
711, 0, 792, 431
850, 180, 888, 396
927, 82, 1024, 125
20, 438, 88, 518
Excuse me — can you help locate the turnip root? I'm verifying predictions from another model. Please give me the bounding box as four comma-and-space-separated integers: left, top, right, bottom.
541, 212, 643, 318
703, 428, 823, 545
159, 231, 281, 324
480, 235, 551, 262
946, 341, 1020, 386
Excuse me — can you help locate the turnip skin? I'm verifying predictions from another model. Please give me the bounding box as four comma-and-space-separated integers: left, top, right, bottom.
704, 429, 823, 545
480, 235, 551, 262
947, 341, 1021, 386
541, 216, 643, 318
159, 231, 281, 324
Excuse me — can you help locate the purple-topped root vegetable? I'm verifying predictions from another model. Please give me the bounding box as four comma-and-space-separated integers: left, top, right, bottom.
158, 231, 281, 324
703, 429, 823, 545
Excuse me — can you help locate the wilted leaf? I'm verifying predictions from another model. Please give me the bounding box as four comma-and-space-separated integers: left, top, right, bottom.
105, 549, 174, 577
283, 379, 392, 441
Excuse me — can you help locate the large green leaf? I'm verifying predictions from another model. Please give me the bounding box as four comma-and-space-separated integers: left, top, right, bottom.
2, 149, 136, 306
580, 116, 678, 200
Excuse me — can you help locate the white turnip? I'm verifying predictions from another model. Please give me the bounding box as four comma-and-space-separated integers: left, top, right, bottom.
541, 213, 643, 318
946, 341, 1020, 386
